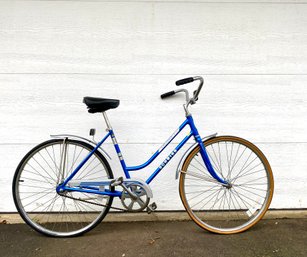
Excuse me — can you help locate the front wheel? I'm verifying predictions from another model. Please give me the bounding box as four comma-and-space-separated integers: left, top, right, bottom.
179, 136, 274, 234
12, 139, 114, 237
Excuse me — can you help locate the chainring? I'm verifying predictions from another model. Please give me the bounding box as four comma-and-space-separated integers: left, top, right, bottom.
120, 183, 150, 212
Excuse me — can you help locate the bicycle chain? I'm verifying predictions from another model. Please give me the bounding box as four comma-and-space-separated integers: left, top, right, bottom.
59, 193, 127, 212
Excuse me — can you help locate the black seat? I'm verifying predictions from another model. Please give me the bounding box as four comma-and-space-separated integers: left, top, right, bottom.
83, 97, 120, 113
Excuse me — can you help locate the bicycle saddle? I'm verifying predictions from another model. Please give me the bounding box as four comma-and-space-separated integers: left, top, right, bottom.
83, 97, 120, 113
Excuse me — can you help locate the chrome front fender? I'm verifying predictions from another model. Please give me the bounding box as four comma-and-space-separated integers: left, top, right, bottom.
50, 134, 111, 160
175, 133, 217, 179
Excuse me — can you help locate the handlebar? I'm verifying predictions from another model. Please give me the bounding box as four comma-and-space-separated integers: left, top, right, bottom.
175, 77, 194, 86
161, 90, 176, 99
160, 76, 204, 106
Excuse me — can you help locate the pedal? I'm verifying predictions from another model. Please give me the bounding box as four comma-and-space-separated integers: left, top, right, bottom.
110, 177, 123, 187
147, 202, 157, 214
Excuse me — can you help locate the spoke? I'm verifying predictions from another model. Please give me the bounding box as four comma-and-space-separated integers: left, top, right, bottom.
232, 187, 260, 207
184, 170, 221, 185
218, 189, 227, 210
62, 203, 71, 232
77, 169, 107, 180
237, 184, 267, 192
78, 155, 100, 179
236, 176, 267, 186
231, 187, 253, 211
23, 190, 56, 208
228, 189, 236, 210
189, 161, 211, 178
52, 145, 61, 183
20, 184, 54, 190
187, 185, 218, 202
71, 196, 89, 227
44, 194, 60, 224
209, 188, 225, 210
20, 188, 54, 201
203, 151, 222, 175
67, 145, 77, 175
30, 157, 57, 183
210, 144, 223, 175
67, 146, 84, 177
20, 176, 54, 185
225, 142, 231, 178
217, 142, 223, 178
190, 187, 221, 209
233, 168, 265, 182
79, 192, 105, 207
52, 200, 65, 232
44, 147, 60, 176
38, 151, 59, 180
30, 193, 59, 223
232, 152, 255, 181
235, 185, 266, 199
78, 162, 103, 180
77, 197, 100, 212
70, 199, 87, 224
185, 188, 219, 195
186, 183, 220, 197
227, 142, 234, 180
64, 144, 70, 181
26, 192, 58, 213
197, 187, 224, 211
229, 146, 247, 176
230, 187, 244, 211
24, 167, 55, 185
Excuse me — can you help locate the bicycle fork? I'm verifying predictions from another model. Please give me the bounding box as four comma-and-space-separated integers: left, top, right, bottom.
187, 115, 228, 185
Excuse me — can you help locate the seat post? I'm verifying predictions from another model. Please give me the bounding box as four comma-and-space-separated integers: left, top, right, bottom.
102, 112, 112, 130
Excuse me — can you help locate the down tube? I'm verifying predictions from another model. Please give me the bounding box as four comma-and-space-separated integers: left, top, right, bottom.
146, 132, 193, 184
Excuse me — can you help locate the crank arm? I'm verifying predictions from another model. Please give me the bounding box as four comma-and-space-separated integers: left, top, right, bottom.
120, 183, 138, 200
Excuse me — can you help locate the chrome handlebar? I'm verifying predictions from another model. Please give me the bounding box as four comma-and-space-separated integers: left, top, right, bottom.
173, 76, 204, 106
160, 76, 204, 115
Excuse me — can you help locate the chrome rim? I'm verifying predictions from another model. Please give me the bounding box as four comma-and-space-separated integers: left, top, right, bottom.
14, 140, 112, 236
182, 138, 272, 233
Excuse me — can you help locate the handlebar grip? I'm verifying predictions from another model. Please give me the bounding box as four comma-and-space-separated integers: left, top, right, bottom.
175, 77, 194, 86
161, 90, 176, 99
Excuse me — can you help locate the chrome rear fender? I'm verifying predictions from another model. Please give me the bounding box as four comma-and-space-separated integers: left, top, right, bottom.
50, 134, 111, 160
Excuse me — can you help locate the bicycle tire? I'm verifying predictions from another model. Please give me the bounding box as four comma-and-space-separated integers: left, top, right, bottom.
13, 139, 114, 237
179, 136, 274, 234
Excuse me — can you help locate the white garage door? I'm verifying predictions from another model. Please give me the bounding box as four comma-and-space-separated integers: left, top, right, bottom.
0, 0, 306, 211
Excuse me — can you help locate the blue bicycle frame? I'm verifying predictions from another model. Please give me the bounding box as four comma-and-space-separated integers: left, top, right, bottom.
57, 114, 227, 197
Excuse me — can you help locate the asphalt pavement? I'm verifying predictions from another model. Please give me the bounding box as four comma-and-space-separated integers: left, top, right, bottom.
0, 218, 306, 257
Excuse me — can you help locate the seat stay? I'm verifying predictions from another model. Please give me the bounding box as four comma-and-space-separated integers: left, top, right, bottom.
60, 131, 112, 188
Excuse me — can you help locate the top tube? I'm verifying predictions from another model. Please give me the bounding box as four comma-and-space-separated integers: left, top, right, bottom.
126, 119, 189, 171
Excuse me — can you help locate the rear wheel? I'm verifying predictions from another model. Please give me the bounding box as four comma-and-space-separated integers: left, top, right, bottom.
179, 136, 274, 234
13, 139, 114, 237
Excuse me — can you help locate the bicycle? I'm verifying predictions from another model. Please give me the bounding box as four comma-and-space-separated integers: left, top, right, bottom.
12, 76, 274, 237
